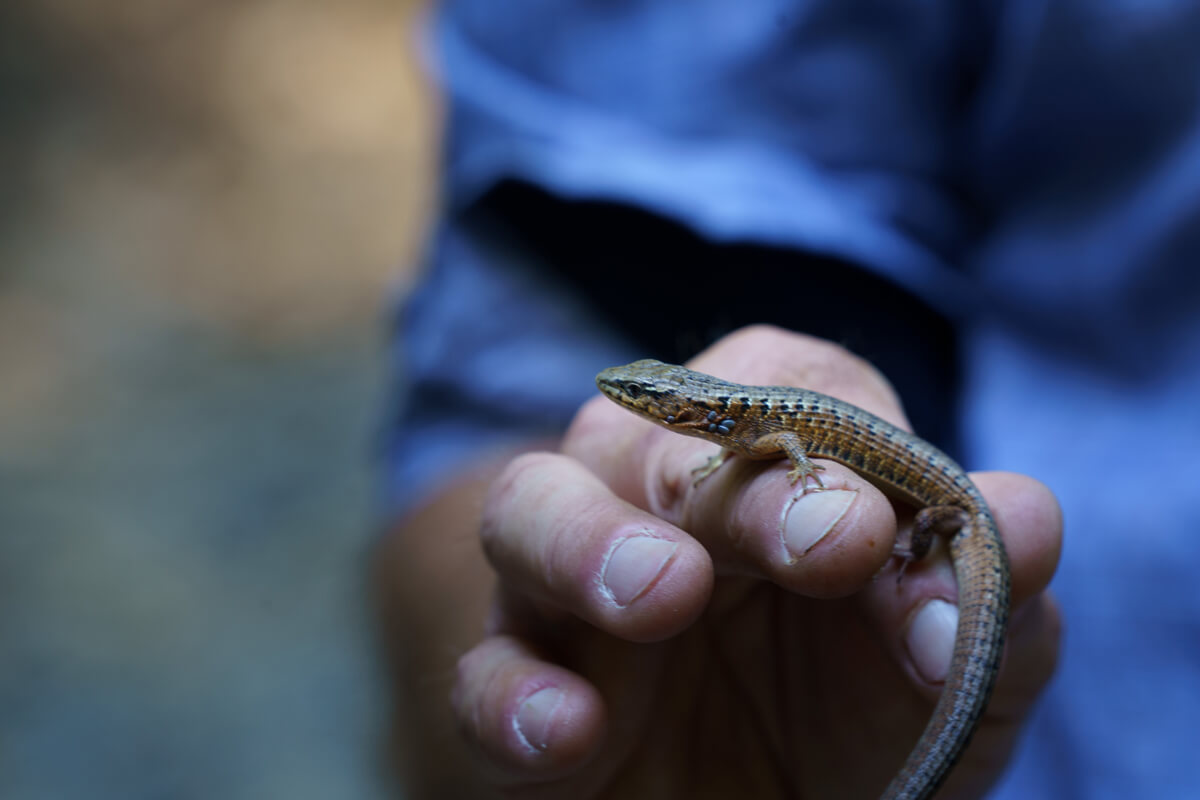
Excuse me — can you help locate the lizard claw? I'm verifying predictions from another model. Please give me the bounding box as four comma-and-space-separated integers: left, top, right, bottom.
786, 462, 825, 492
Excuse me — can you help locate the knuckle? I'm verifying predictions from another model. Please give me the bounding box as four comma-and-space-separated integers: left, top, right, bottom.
481, 452, 561, 557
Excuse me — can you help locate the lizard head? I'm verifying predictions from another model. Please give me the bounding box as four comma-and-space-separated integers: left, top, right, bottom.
595, 359, 737, 440
595, 359, 685, 420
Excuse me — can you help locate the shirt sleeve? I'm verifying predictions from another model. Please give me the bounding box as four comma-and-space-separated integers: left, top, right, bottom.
379, 205, 640, 515
430, 0, 990, 314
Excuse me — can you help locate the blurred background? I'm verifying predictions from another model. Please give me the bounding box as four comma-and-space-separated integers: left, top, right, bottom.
0, 1, 435, 797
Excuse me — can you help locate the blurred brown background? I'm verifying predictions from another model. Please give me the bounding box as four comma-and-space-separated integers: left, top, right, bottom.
0, 1, 435, 797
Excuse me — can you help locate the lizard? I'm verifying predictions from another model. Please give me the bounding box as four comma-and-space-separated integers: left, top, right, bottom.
595, 358, 1010, 800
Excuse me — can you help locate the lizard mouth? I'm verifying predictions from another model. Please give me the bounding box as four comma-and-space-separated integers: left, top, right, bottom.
594, 370, 624, 401
595, 366, 651, 405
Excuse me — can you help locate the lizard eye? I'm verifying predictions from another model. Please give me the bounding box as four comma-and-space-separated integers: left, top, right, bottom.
624, 381, 644, 398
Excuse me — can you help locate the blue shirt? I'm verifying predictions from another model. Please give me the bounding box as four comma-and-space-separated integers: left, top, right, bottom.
390, 2, 1200, 796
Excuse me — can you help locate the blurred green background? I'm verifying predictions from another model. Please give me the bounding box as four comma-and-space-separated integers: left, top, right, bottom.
0, 1, 435, 797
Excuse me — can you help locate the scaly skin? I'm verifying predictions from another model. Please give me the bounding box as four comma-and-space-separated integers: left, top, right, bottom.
596, 359, 1010, 800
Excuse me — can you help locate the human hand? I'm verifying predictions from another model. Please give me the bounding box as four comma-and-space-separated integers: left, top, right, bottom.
449, 325, 1061, 799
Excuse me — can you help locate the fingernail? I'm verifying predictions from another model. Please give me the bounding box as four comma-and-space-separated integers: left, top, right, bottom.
515, 687, 564, 752
601, 535, 677, 607
906, 599, 958, 683
782, 489, 856, 560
